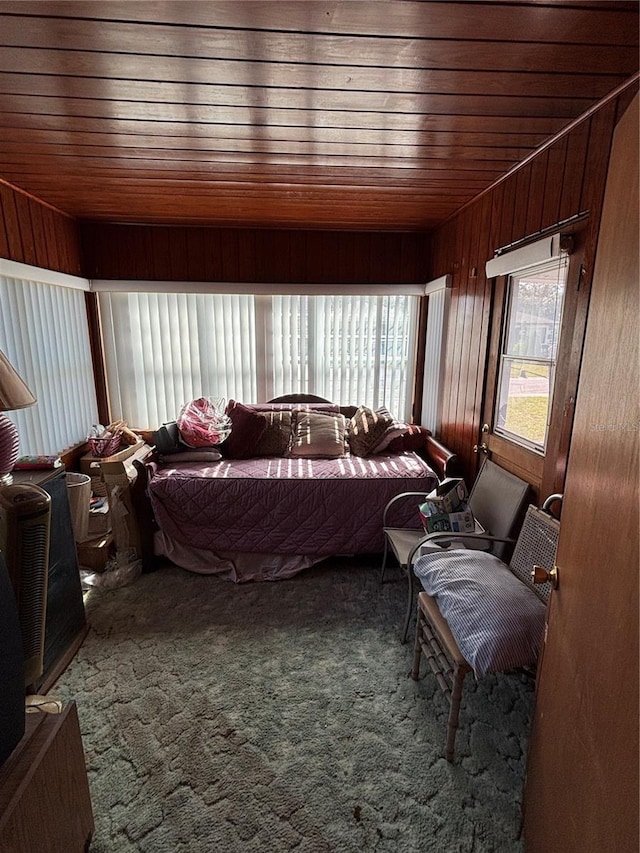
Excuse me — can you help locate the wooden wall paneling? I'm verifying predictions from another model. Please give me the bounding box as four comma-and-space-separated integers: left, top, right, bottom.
27, 199, 47, 269
183, 228, 205, 282
453, 209, 476, 470
77, 223, 445, 285
0, 183, 81, 275
539, 135, 568, 231
579, 100, 617, 285
462, 194, 493, 476
53, 213, 71, 275
524, 150, 549, 237
167, 227, 188, 280
202, 227, 225, 282
151, 226, 173, 281
369, 232, 392, 284
0, 188, 10, 259
139, 226, 158, 282
41, 207, 59, 271
1, 183, 24, 261
498, 171, 517, 248
558, 119, 589, 222
14, 192, 37, 265
488, 179, 506, 264
511, 164, 532, 244
271, 231, 295, 283
441, 216, 465, 447
288, 229, 308, 285
220, 227, 239, 282
299, 231, 323, 284
67, 217, 83, 275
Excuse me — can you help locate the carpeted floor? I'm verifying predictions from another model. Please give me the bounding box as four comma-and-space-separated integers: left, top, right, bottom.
55, 557, 534, 852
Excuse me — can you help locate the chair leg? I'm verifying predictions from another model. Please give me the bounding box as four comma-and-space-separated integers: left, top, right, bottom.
445, 663, 468, 763
411, 604, 423, 680
379, 538, 390, 584
401, 567, 416, 644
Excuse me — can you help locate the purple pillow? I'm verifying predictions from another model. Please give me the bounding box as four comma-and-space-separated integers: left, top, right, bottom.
221, 401, 268, 459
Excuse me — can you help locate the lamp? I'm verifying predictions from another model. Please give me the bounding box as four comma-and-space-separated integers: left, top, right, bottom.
0, 350, 36, 486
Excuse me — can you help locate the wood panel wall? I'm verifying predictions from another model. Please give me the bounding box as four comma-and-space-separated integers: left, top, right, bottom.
0, 180, 82, 275
427, 88, 637, 481
80, 224, 428, 284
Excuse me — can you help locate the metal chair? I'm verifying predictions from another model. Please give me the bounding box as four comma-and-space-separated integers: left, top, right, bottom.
411, 503, 560, 762
380, 458, 531, 643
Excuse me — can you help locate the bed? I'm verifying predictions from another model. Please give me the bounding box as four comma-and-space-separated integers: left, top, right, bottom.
143, 399, 459, 582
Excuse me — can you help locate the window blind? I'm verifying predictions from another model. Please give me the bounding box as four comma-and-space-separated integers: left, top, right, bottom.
0, 274, 99, 455
99, 291, 419, 427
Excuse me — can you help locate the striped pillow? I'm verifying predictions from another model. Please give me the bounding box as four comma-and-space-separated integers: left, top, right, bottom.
413, 550, 546, 677
371, 406, 410, 453
348, 406, 393, 457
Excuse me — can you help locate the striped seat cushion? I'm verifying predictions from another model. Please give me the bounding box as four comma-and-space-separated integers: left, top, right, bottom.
413, 550, 546, 677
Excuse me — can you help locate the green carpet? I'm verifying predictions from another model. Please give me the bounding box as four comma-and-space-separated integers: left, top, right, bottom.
55, 557, 533, 852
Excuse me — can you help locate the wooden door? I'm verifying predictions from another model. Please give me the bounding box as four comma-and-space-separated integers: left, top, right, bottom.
523, 94, 639, 852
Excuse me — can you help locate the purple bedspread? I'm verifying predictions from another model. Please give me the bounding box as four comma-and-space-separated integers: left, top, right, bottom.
149, 452, 437, 555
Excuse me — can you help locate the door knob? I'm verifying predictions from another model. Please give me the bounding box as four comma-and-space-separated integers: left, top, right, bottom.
532, 564, 559, 589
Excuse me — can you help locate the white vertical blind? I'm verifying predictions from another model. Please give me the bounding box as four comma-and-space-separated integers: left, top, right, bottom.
0, 275, 99, 455
99, 291, 419, 427
99, 291, 257, 427
421, 277, 451, 432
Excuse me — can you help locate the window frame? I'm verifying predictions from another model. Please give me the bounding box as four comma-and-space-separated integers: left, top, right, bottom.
481, 226, 588, 500
493, 255, 569, 454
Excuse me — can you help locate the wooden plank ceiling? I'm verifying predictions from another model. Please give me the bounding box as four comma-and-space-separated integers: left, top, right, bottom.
0, 0, 637, 231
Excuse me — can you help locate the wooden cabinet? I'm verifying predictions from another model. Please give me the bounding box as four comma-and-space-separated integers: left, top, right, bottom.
12, 468, 88, 693
0, 703, 94, 852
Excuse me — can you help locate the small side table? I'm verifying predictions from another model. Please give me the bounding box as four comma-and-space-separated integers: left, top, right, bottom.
0, 702, 94, 852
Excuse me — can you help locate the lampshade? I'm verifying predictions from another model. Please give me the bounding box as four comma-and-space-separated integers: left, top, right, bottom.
0, 351, 37, 486
0, 350, 36, 412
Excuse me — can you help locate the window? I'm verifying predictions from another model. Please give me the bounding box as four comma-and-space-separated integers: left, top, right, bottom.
0, 265, 99, 456
420, 275, 450, 433
494, 256, 568, 452
98, 291, 419, 428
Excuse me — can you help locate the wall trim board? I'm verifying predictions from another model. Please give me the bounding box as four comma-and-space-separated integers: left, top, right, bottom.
90, 279, 425, 295
0, 257, 89, 291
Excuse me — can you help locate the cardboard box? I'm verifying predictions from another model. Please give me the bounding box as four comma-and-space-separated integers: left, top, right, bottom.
419, 507, 476, 535
77, 533, 114, 573
421, 477, 468, 515
99, 442, 152, 558
81, 440, 146, 497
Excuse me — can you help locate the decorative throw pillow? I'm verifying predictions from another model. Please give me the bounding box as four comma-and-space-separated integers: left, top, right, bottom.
221, 401, 268, 459
371, 407, 411, 453
348, 406, 394, 457
386, 424, 431, 454
413, 550, 546, 677
286, 411, 347, 459
253, 410, 293, 457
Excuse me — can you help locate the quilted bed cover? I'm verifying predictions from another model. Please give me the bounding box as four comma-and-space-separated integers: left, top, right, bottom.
149, 451, 437, 556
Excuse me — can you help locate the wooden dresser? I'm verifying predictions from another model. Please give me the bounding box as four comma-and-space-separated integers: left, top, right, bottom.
0, 703, 94, 852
